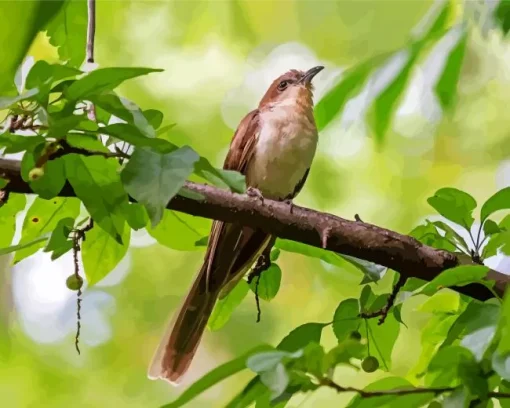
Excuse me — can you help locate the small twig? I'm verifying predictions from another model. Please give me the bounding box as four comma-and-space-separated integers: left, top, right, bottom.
71, 218, 94, 355
354, 214, 363, 222
320, 226, 332, 249
360, 274, 407, 325
247, 240, 274, 323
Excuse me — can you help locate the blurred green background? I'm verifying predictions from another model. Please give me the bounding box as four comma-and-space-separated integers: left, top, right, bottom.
1, 0, 510, 406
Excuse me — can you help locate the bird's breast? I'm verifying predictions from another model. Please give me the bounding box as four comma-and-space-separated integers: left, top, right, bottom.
246, 108, 318, 200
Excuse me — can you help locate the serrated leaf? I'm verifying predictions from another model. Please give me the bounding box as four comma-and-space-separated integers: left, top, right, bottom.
29, 157, 66, 199
45, 0, 87, 67
64, 67, 163, 101
419, 265, 490, 296
249, 264, 282, 301
0, 194, 26, 249
13, 197, 80, 263
332, 299, 361, 342
208, 280, 249, 331
481, 187, 510, 222
277, 323, 326, 353
435, 27, 467, 110
0, 0, 66, 93
160, 345, 272, 408
64, 154, 128, 243
147, 210, 210, 251
89, 93, 155, 138
121, 146, 199, 226
43, 217, 74, 260
427, 187, 477, 229
81, 221, 130, 285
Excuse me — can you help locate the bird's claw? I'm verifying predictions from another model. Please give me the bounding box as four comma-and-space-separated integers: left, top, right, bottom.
247, 187, 264, 203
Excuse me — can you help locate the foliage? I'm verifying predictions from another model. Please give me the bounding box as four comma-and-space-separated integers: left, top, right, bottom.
1, 1, 510, 408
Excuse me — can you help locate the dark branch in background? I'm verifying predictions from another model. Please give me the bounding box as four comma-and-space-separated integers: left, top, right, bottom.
247, 238, 275, 323
1, 157, 509, 302
86, 0, 96, 63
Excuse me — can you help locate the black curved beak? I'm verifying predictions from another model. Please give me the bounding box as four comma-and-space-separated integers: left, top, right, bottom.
300, 65, 324, 84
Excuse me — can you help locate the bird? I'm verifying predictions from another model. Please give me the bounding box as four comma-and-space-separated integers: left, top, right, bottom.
148, 65, 324, 384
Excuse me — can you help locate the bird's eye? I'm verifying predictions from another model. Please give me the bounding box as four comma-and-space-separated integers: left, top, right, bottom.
277, 80, 288, 91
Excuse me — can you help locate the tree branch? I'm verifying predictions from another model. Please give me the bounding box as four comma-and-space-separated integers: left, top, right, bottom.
0, 157, 508, 301
319, 377, 510, 400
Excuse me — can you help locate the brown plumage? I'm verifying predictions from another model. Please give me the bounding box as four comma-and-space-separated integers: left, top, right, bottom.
148, 65, 324, 384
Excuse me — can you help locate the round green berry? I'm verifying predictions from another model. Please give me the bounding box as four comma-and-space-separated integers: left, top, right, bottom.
361, 356, 379, 373
66, 275, 83, 291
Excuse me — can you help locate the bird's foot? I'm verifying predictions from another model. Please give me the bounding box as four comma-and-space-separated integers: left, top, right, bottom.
246, 187, 264, 204
283, 198, 295, 215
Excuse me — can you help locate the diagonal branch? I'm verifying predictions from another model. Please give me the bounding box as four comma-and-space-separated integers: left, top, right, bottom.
1, 157, 508, 301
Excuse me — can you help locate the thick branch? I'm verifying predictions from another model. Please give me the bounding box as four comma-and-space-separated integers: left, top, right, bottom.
1, 157, 508, 301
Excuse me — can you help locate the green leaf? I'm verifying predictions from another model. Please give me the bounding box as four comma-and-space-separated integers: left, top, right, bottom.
143, 109, 164, 129
275, 239, 344, 267
100, 123, 175, 153
482, 214, 510, 258
277, 323, 326, 353
427, 187, 477, 229
13, 197, 80, 263
419, 265, 490, 296
427, 345, 475, 386
359, 285, 376, 312
25, 61, 82, 90
501, 380, 510, 408
81, 221, 130, 285
121, 202, 148, 231
0, 88, 40, 110
0, 0, 66, 93
409, 222, 457, 252
224, 377, 267, 408
249, 264, 282, 301
497, 290, 510, 356
324, 339, 365, 370
64, 67, 163, 101
495, 0, 510, 35
208, 280, 250, 331
0, 194, 26, 249
344, 255, 387, 284
481, 187, 510, 222
64, 154, 128, 243
160, 345, 272, 408
45, 0, 87, 68
246, 349, 302, 373
492, 349, 510, 381
314, 57, 381, 130
29, 158, 66, 199
43, 217, 75, 260
435, 27, 467, 110
346, 377, 434, 408
66, 133, 109, 152
259, 363, 289, 400
0, 132, 44, 155
147, 209, 210, 251
433, 221, 470, 253
332, 299, 361, 342
0, 236, 50, 257
194, 156, 246, 193
89, 93, 155, 138
121, 146, 199, 226
483, 219, 501, 237
369, 46, 420, 143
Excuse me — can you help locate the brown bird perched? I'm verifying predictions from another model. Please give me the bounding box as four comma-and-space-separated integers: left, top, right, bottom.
148, 65, 324, 384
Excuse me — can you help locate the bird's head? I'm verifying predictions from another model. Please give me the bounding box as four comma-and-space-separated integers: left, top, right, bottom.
259, 65, 324, 110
